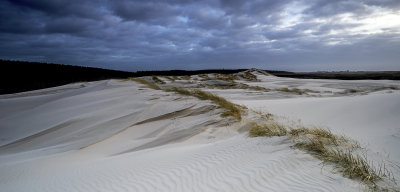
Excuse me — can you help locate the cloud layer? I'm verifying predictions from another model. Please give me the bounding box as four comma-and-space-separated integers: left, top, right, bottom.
1, 0, 400, 71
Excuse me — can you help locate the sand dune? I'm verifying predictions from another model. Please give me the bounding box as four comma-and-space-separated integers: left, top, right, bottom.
0, 74, 399, 191
235, 91, 400, 161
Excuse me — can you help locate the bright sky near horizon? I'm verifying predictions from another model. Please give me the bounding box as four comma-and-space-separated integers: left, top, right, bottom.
1, 0, 399, 71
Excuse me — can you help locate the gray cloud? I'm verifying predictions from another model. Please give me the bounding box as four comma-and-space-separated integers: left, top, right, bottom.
8, 0, 106, 18
1, 0, 399, 71
303, 0, 369, 17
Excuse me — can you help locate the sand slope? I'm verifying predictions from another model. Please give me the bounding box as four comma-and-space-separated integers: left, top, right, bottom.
235, 91, 400, 160
0, 77, 398, 191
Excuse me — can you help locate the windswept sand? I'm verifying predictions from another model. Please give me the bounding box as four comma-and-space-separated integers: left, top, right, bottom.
0, 74, 399, 191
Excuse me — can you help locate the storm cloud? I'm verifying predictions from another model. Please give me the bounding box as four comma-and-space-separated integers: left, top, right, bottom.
1, 0, 399, 71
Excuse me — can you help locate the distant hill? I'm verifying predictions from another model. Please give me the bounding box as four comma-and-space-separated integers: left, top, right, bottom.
268, 70, 400, 80
0, 60, 246, 94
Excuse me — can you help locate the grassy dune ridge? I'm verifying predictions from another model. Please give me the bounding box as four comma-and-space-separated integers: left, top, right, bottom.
167, 87, 243, 120
129, 77, 243, 120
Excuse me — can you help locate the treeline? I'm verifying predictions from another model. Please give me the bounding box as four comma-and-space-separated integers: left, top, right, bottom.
0, 60, 246, 94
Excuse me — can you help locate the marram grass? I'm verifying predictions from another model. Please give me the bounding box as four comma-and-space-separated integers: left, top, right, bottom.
128, 77, 160, 90
166, 87, 242, 120
250, 122, 384, 187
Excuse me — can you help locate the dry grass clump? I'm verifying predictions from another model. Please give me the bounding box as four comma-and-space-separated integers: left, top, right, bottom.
233, 83, 268, 91
181, 75, 191, 80
328, 150, 381, 183
289, 126, 383, 185
249, 122, 287, 137
294, 139, 381, 185
294, 137, 327, 154
129, 81, 243, 120
372, 86, 399, 92
307, 128, 336, 139
276, 87, 307, 95
347, 89, 361, 93
247, 85, 270, 92
250, 120, 384, 187
264, 113, 274, 120
214, 73, 238, 81
198, 82, 270, 92
152, 76, 166, 84
290, 127, 338, 143
166, 87, 242, 120
384, 86, 398, 90
342, 89, 362, 94
192, 89, 242, 120
198, 74, 211, 81
236, 71, 259, 81
166, 86, 192, 96
288, 126, 309, 136
198, 82, 239, 90
163, 76, 176, 82
129, 78, 161, 90
197, 73, 238, 82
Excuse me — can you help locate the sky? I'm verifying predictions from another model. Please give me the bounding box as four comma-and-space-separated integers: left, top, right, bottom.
1, 0, 399, 72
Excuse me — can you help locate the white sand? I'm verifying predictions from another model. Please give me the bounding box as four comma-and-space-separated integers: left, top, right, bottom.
0, 76, 399, 191
235, 91, 400, 161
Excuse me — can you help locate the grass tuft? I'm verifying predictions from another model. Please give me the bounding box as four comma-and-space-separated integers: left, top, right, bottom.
290, 126, 382, 185
290, 127, 337, 141
166, 87, 242, 120
192, 89, 242, 120
294, 137, 327, 154
275, 87, 307, 95
198, 74, 211, 81
288, 126, 309, 136
129, 78, 161, 90
181, 75, 191, 80
215, 73, 239, 81
163, 76, 176, 82
294, 139, 381, 185
236, 71, 259, 81
250, 119, 384, 187
342, 89, 362, 94
249, 122, 287, 137
196, 82, 270, 92
152, 76, 166, 84
166, 86, 192, 96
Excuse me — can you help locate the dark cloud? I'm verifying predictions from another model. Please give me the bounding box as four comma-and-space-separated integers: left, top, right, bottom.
364, 0, 400, 9
219, 0, 289, 15
0, 1, 44, 34
303, 0, 369, 17
0, 0, 399, 71
7, 0, 106, 18
110, 1, 180, 23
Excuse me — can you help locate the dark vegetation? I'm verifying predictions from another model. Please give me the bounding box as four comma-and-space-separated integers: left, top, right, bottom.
0, 60, 135, 94
0, 60, 246, 94
269, 70, 400, 80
